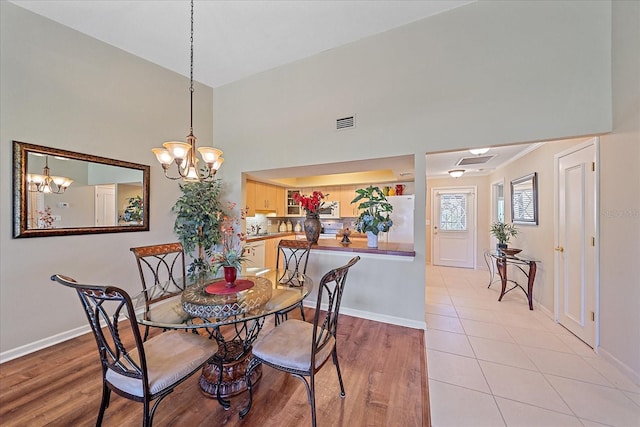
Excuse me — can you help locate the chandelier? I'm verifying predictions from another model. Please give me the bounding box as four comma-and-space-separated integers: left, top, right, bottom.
27, 156, 73, 194
152, 0, 223, 182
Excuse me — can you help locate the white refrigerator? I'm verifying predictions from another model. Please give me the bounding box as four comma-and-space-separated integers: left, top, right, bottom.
380, 195, 415, 244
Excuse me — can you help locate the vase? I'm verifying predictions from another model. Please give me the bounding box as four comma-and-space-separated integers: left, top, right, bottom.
223, 266, 237, 288
304, 213, 321, 243
366, 231, 378, 248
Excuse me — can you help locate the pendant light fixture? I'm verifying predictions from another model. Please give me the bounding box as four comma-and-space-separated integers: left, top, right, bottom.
27, 156, 73, 194
152, 0, 223, 182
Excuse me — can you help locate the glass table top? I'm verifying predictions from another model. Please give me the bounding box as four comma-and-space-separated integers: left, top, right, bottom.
132, 268, 312, 329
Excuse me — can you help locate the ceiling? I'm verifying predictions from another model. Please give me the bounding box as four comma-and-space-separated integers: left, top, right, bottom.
11, 0, 538, 183
11, 0, 475, 88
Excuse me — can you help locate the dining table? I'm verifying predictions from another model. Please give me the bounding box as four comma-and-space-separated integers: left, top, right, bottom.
131, 267, 312, 410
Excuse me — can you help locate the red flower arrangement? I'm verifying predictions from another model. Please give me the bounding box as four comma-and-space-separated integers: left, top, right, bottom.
293, 191, 327, 215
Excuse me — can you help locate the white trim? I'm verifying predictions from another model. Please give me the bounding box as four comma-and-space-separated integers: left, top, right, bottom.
598, 347, 640, 386
305, 301, 426, 330
0, 324, 92, 364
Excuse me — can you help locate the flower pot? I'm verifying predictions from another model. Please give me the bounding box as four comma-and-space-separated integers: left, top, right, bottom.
304, 213, 321, 243
497, 243, 507, 255
366, 231, 378, 248
223, 266, 237, 288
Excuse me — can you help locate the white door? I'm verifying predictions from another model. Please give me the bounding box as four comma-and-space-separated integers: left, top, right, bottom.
95, 185, 116, 226
556, 140, 597, 347
432, 187, 476, 268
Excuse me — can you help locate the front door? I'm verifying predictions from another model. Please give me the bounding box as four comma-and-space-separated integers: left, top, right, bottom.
555, 139, 597, 347
432, 187, 476, 268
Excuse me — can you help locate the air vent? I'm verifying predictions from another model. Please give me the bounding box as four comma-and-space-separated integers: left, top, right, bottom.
336, 115, 355, 130
457, 155, 496, 166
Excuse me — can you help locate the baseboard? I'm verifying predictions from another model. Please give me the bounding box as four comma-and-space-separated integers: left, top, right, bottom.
598, 347, 640, 386
3, 302, 425, 364
0, 324, 91, 364
304, 301, 426, 330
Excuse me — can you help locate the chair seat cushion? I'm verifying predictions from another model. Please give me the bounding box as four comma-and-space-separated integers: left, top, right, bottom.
252, 319, 335, 372
106, 330, 216, 397
264, 289, 302, 312
147, 297, 190, 324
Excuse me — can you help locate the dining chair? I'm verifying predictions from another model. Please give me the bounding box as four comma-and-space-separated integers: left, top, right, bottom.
130, 243, 189, 340
50, 274, 217, 427
240, 256, 360, 426
274, 239, 313, 326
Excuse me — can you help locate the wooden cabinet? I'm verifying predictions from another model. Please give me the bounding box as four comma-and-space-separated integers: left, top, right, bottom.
275, 187, 285, 216
339, 185, 361, 217
246, 180, 257, 217
286, 189, 302, 216
246, 180, 283, 215
264, 236, 282, 269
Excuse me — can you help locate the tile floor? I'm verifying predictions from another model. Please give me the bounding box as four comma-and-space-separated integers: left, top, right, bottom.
425, 264, 640, 427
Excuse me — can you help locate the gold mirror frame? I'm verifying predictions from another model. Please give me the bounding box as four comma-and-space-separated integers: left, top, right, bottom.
13, 141, 150, 238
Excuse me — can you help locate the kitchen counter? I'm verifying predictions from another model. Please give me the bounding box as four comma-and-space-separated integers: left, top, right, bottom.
311, 238, 415, 257
247, 232, 414, 257
246, 232, 297, 242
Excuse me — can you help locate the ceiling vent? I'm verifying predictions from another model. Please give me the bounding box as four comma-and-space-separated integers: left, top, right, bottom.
457, 155, 496, 166
336, 115, 355, 130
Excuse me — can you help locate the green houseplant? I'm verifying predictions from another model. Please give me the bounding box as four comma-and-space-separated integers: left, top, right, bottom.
490, 221, 519, 250
172, 180, 225, 278
122, 195, 143, 223
351, 186, 393, 248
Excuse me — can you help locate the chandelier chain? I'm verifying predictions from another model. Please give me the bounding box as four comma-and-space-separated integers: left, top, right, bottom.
189, 0, 194, 130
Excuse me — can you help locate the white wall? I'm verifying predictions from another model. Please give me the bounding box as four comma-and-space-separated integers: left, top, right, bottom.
214, 1, 612, 329
599, 0, 640, 382
0, 3, 213, 355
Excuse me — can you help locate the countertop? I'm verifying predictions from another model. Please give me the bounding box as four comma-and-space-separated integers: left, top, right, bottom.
246, 232, 415, 257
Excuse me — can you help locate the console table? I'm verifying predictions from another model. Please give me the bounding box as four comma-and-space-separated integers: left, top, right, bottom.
484, 250, 540, 310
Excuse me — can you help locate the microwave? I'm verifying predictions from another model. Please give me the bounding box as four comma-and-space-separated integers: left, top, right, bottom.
318, 201, 340, 219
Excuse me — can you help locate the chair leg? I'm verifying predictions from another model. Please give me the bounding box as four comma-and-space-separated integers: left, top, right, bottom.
298, 302, 306, 321
309, 374, 317, 427
96, 382, 111, 427
143, 400, 151, 427
332, 348, 346, 397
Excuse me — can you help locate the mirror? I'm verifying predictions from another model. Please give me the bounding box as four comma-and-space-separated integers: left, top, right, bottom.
13, 141, 150, 238
511, 172, 538, 225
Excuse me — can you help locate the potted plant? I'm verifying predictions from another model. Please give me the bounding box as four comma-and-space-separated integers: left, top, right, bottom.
211, 203, 252, 287
172, 180, 225, 278
293, 191, 332, 243
351, 186, 393, 248
122, 195, 143, 223
490, 221, 518, 251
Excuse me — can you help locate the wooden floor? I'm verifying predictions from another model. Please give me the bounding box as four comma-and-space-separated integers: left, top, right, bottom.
0, 309, 429, 426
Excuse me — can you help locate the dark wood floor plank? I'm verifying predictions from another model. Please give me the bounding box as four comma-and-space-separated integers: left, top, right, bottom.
0, 309, 429, 426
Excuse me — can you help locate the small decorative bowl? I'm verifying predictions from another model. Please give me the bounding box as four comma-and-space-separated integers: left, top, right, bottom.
502, 248, 522, 256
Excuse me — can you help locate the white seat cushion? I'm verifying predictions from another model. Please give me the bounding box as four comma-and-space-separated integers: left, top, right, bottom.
147, 298, 190, 324
252, 319, 335, 372
105, 330, 216, 397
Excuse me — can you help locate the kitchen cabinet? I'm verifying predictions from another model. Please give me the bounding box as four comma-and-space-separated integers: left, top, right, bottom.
264, 236, 282, 269
246, 180, 283, 214
286, 189, 302, 216
245, 240, 266, 268
339, 185, 361, 217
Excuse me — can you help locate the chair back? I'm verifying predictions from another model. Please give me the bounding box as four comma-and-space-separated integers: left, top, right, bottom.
50, 274, 151, 395
130, 242, 187, 306
276, 239, 312, 283
311, 256, 360, 362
